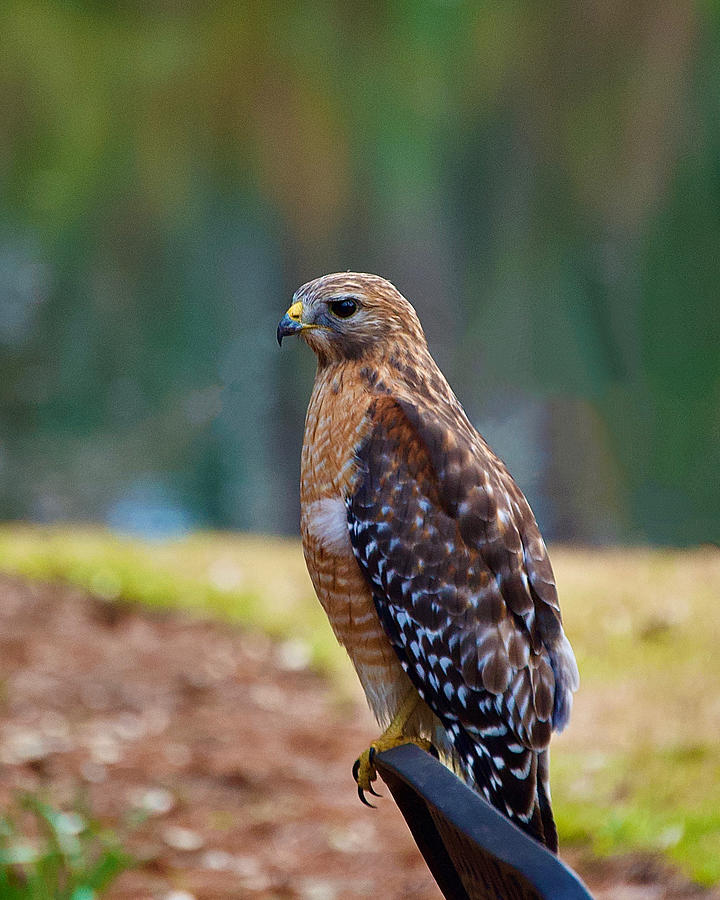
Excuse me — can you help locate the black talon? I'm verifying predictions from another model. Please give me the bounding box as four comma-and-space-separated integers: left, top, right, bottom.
353, 754, 382, 803
358, 786, 376, 808
428, 742, 439, 759
368, 746, 376, 764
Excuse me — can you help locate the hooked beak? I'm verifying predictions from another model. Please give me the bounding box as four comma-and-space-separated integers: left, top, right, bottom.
277, 301, 304, 346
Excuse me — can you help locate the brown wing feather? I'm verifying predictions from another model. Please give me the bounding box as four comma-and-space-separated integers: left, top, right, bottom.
347, 394, 577, 845
391, 392, 577, 727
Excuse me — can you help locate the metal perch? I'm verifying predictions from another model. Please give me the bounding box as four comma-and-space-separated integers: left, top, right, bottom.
375, 744, 594, 900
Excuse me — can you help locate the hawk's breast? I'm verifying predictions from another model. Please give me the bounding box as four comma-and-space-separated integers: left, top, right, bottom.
299, 365, 413, 723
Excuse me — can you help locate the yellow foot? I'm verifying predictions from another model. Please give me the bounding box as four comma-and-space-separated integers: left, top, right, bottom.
352, 735, 433, 807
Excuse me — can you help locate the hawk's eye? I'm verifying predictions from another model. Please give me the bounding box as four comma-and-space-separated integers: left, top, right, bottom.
328, 298, 358, 319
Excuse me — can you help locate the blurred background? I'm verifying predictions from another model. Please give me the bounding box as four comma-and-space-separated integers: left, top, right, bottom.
2, 6, 720, 895
1, 0, 718, 546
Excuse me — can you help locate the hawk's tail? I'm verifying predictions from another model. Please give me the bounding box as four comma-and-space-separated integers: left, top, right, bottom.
448, 723, 558, 853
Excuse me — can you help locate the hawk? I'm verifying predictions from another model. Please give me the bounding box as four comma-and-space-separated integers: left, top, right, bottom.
277, 272, 578, 851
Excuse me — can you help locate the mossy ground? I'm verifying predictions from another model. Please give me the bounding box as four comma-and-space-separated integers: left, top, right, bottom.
1, 526, 718, 885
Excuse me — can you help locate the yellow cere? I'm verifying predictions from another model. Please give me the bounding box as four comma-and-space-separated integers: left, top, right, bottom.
287, 301, 303, 321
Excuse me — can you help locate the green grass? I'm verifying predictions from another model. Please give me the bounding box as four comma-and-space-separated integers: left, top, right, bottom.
0, 524, 345, 680
0, 793, 133, 899
1, 526, 719, 885
549, 546, 720, 885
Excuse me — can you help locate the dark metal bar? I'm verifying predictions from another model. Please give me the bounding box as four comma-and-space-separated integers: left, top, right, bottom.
375, 744, 594, 900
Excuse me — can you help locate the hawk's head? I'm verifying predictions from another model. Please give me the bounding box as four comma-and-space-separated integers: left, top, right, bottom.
277, 272, 426, 364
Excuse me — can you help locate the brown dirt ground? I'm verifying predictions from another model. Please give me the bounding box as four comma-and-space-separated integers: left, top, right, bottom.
0, 575, 718, 900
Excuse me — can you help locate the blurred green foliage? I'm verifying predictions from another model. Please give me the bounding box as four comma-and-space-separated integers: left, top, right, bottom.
0, 793, 133, 899
0, 1, 718, 543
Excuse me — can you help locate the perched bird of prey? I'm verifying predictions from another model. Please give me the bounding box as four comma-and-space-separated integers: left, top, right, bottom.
277, 272, 578, 851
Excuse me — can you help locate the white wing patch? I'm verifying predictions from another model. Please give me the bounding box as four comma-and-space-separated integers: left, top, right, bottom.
550, 631, 580, 731
304, 498, 353, 556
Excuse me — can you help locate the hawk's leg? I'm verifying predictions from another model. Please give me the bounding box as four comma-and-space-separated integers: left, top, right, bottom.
352, 691, 433, 806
